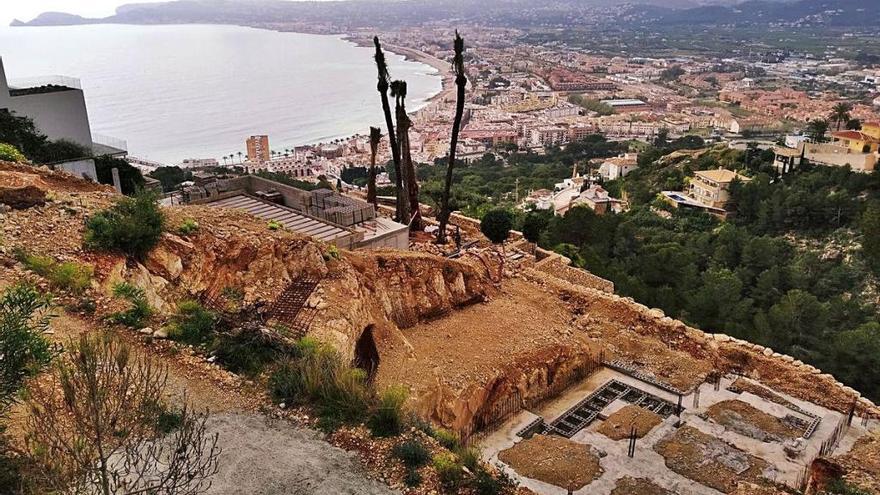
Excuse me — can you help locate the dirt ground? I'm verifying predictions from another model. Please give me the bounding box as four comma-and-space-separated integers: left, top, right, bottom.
654, 426, 771, 494
498, 434, 602, 492
377, 278, 588, 394
609, 476, 675, 495
730, 379, 800, 413
597, 405, 663, 440
706, 400, 802, 442
832, 431, 880, 494
205, 414, 395, 495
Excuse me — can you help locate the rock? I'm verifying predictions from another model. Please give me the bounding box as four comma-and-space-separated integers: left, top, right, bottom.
713, 334, 731, 343
139, 327, 154, 335
0, 185, 46, 209
762, 348, 774, 357
153, 327, 169, 339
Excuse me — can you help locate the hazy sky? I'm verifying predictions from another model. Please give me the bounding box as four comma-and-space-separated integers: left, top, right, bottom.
2, 1, 153, 24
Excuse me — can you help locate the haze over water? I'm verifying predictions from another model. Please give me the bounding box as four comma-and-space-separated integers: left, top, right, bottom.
0, 24, 442, 163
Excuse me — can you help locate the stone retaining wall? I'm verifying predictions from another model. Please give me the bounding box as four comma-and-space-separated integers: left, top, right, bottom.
534, 253, 615, 294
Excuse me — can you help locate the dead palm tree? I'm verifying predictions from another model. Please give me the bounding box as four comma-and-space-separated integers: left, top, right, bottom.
368, 126, 381, 207
373, 37, 404, 222
830, 102, 852, 131
437, 31, 467, 244
392, 80, 420, 230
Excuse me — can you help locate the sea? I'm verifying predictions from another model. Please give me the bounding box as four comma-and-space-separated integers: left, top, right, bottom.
0, 24, 442, 164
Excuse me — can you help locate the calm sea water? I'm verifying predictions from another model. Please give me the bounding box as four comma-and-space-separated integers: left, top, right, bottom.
0, 24, 442, 163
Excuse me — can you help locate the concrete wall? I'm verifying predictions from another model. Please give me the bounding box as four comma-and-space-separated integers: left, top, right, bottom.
7, 89, 93, 148
801, 142, 877, 172
0, 59, 11, 111
52, 158, 97, 181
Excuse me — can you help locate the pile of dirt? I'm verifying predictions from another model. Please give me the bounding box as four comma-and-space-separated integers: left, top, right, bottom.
654, 425, 771, 493
610, 476, 675, 495
498, 434, 602, 491
0, 184, 46, 209
730, 378, 800, 412
597, 405, 663, 440
706, 400, 802, 442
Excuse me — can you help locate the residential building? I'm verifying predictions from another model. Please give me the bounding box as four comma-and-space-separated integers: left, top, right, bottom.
689, 168, 751, 210
830, 130, 879, 153
0, 57, 124, 156
600, 99, 650, 113
772, 147, 803, 174
598, 153, 639, 180
570, 184, 625, 215
246, 135, 271, 163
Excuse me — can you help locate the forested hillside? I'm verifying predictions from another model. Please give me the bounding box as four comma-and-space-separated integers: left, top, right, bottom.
413, 136, 880, 401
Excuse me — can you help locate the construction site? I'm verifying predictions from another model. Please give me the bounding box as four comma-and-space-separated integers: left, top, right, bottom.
1, 162, 879, 495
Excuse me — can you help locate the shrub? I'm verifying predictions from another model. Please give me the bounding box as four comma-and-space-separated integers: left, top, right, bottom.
167, 300, 217, 345
392, 439, 430, 469
403, 467, 422, 488
368, 386, 408, 437
431, 428, 461, 451
177, 218, 199, 235
324, 244, 340, 261
267, 220, 282, 231
84, 190, 165, 259
108, 282, 152, 328
480, 208, 514, 244
212, 327, 282, 376
457, 446, 481, 472
47, 262, 93, 294
15, 250, 93, 294
0, 283, 53, 412
432, 453, 463, 490
268, 339, 372, 430
0, 143, 26, 163
471, 467, 517, 495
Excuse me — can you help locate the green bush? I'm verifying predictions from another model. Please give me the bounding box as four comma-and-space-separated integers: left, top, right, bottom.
368, 386, 408, 437
268, 339, 372, 430
167, 300, 217, 345
0, 283, 54, 412
84, 190, 165, 259
471, 467, 517, 495
212, 328, 282, 376
0, 143, 26, 162
480, 208, 514, 244
177, 218, 199, 235
15, 250, 93, 295
108, 282, 152, 328
267, 220, 282, 231
392, 439, 430, 469
457, 446, 481, 472
403, 468, 422, 487
431, 428, 461, 451
432, 453, 463, 490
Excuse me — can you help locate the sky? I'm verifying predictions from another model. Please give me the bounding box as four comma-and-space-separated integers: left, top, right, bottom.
2, 1, 152, 25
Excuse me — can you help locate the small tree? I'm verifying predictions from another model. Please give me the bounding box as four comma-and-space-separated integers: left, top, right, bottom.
0, 283, 53, 414
481, 208, 513, 245
25, 333, 220, 495
84, 189, 165, 259
521, 211, 550, 244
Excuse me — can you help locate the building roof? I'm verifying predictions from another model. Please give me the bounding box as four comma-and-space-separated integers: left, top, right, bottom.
694, 168, 751, 184
832, 130, 879, 143
773, 147, 801, 157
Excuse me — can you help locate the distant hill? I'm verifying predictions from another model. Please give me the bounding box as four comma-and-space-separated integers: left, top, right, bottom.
10, 0, 877, 29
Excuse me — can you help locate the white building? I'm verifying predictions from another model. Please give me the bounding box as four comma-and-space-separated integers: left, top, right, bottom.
0, 57, 123, 155
598, 153, 639, 180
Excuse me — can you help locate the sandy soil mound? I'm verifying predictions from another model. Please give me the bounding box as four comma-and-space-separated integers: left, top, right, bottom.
597, 405, 663, 440
706, 400, 801, 442
654, 426, 771, 493
498, 434, 601, 491
610, 476, 674, 495
204, 413, 396, 495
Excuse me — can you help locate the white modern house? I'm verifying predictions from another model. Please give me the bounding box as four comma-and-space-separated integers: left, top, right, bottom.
0, 56, 126, 178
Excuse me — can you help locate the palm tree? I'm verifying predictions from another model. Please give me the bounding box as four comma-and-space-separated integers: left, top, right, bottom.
368, 126, 381, 207
373, 37, 404, 223
392, 79, 420, 230
222, 156, 228, 166
237, 151, 243, 163
437, 31, 467, 245
807, 119, 829, 143
830, 102, 852, 131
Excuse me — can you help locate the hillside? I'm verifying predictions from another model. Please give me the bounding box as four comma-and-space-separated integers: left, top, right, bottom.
3, 161, 880, 494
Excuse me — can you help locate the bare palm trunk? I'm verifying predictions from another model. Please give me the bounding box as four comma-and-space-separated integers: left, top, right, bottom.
392, 81, 421, 231
373, 37, 405, 223
437, 32, 467, 244
394, 90, 412, 224
367, 126, 380, 207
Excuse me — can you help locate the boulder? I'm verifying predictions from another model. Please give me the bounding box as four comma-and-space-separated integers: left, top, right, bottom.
0, 185, 46, 209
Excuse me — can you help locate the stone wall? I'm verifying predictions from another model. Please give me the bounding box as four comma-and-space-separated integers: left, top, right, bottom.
534, 253, 615, 293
